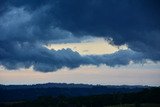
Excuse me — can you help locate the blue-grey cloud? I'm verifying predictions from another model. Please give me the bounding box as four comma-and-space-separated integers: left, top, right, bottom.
0, 40, 144, 72
51, 0, 160, 61
0, 0, 159, 72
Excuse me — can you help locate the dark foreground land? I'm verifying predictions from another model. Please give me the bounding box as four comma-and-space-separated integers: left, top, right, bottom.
0, 83, 159, 107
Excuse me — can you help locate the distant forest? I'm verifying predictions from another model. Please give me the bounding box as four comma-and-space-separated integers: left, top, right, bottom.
0, 83, 159, 107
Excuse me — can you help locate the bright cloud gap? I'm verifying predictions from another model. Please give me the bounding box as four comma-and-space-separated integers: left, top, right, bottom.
45, 37, 128, 55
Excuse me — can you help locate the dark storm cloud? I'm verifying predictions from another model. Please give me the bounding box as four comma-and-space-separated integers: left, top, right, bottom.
0, 40, 144, 72
0, 0, 159, 71
52, 0, 160, 61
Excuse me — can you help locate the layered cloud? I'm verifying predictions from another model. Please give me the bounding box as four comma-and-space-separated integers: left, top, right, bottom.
0, 0, 159, 72
51, 0, 160, 61
0, 41, 144, 72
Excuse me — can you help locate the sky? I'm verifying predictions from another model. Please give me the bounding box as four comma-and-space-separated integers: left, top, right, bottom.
0, 0, 160, 86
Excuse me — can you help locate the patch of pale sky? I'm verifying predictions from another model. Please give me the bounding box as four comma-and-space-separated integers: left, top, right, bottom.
46, 37, 128, 55
0, 61, 159, 86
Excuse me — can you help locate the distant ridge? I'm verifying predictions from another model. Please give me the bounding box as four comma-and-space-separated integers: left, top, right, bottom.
0, 83, 150, 102
0, 82, 149, 89
0, 83, 93, 89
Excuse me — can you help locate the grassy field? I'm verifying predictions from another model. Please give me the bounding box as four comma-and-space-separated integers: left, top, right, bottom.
106, 103, 160, 107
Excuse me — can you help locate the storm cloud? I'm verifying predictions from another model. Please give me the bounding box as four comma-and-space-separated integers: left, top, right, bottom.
0, 0, 159, 72
51, 0, 160, 61
0, 41, 144, 72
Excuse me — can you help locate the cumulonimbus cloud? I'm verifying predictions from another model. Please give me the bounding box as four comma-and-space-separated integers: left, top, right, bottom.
0, 0, 159, 72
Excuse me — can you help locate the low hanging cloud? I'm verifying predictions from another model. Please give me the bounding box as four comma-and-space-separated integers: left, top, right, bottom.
0, 0, 159, 72
0, 41, 144, 72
